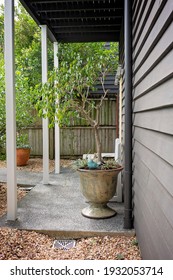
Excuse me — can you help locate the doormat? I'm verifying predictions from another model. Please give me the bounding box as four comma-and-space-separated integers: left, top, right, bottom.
53, 240, 76, 250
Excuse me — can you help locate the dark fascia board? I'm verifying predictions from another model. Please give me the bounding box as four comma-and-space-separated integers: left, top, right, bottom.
56, 33, 120, 43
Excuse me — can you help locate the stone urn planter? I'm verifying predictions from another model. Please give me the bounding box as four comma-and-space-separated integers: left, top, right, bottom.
78, 166, 123, 219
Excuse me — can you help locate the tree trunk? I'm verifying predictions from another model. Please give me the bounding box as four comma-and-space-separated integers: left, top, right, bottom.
94, 126, 102, 162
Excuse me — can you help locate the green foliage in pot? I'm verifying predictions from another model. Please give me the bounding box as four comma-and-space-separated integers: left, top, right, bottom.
71, 158, 121, 170
16, 132, 31, 149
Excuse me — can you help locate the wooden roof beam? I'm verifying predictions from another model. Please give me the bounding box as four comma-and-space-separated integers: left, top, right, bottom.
55, 32, 120, 43
34, 3, 122, 13
50, 19, 121, 28
40, 10, 122, 20
30, 0, 117, 3
54, 26, 120, 34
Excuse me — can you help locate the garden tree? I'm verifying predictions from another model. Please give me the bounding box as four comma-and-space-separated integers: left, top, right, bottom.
0, 4, 35, 157
0, 5, 4, 53
33, 42, 119, 162
15, 3, 53, 88
0, 51, 34, 158
15, 4, 39, 56
0, 3, 53, 157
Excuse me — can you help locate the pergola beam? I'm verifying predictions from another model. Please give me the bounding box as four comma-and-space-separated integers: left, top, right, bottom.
30, 0, 116, 3
36, 5, 122, 13
50, 21, 121, 28
53, 33, 120, 43
53, 26, 120, 34
41, 11, 122, 20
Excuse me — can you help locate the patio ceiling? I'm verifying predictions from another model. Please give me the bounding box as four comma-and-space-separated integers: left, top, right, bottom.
19, 0, 124, 43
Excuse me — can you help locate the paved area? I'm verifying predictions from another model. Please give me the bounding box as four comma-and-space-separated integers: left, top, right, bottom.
0, 168, 43, 186
0, 167, 134, 238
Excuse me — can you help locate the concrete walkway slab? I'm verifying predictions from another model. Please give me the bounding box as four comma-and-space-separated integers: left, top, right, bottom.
0, 168, 134, 238
0, 168, 43, 186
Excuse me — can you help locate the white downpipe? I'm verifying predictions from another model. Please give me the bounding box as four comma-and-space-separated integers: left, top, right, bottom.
4, 0, 17, 221
41, 25, 49, 184
54, 42, 60, 174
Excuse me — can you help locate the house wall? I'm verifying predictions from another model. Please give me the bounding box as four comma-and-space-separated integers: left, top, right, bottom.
132, 0, 173, 259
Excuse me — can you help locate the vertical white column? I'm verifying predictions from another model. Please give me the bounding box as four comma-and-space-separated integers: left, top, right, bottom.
41, 25, 49, 184
54, 42, 60, 174
4, 0, 17, 220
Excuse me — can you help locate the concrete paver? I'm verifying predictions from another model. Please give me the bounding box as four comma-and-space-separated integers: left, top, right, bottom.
0, 167, 134, 238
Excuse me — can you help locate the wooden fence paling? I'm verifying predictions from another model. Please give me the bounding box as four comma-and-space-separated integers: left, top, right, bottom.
27, 99, 117, 158
27, 126, 116, 158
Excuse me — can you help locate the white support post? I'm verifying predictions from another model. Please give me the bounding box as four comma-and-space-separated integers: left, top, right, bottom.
41, 25, 49, 184
4, 0, 17, 220
115, 138, 123, 202
54, 42, 60, 174
110, 138, 123, 203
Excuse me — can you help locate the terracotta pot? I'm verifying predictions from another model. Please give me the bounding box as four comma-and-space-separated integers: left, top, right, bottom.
78, 166, 123, 219
16, 148, 30, 166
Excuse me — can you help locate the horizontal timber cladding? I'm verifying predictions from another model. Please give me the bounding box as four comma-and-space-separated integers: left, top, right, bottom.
27, 99, 117, 157
132, 0, 173, 259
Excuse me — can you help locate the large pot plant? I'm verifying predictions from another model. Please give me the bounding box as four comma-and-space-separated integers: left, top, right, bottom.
33, 42, 122, 218
16, 132, 31, 166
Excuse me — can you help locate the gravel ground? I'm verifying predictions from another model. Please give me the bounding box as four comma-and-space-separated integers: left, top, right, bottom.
0, 158, 141, 260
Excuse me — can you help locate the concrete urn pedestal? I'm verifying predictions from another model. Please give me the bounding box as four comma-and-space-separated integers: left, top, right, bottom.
78, 167, 123, 219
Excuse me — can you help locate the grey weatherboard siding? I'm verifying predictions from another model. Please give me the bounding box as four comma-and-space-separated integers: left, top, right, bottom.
131, 0, 173, 259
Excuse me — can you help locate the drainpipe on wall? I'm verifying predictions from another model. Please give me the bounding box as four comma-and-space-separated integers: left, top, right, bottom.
124, 0, 133, 229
